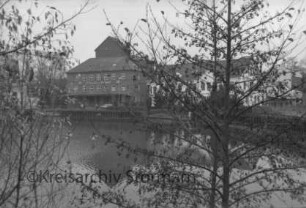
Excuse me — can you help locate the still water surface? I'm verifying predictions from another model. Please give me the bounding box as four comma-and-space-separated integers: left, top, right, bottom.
61, 120, 305, 208
65, 120, 155, 178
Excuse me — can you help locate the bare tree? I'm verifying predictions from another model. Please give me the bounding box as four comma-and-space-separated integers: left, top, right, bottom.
72, 0, 306, 208
0, 0, 90, 207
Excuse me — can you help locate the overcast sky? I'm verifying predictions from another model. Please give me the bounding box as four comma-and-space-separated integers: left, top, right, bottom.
37, 0, 178, 62
13, 0, 306, 64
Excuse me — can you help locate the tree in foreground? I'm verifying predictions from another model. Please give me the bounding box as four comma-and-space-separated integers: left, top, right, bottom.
75, 0, 306, 208
0, 0, 89, 207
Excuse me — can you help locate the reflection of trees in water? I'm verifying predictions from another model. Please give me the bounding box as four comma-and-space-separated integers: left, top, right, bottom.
71, 121, 251, 177
148, 128, 214, 165
69, 121, 151, 171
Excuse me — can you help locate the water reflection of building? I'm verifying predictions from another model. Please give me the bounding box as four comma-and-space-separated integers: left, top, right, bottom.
66, 37, 148, 109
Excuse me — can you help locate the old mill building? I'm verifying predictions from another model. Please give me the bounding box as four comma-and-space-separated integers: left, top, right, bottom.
66, 36, 148, 109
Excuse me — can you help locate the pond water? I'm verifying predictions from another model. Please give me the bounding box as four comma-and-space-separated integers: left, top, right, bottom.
60, 120, 306, 208
65, 120, 155, 182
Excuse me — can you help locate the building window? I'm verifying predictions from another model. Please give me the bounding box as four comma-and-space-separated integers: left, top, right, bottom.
83, 85, 86, 92
201, 82, 206, 91
207, 82, 212, 91
121, 86, 126, 91
133, 75, 137, 81
135, 84, 140, 91
120, 73, 126, 79
96, 74, 101, 81
82, 75, 86, 82
104, 74, 110, 81
111, 73, 116, 80
97, 85, 101, 90
111, 86, 116, 92
152, 86, 156, 94
90, 85, 94, 91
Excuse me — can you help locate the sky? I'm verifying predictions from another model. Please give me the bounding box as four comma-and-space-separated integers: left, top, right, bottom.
10, 0, 306, 64
37, 0, 180, 63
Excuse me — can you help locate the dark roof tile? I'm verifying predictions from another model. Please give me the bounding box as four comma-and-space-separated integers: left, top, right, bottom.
67, 56, 137, 74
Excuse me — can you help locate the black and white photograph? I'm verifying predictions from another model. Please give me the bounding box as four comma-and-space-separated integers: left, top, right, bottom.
1, 0, 306, 207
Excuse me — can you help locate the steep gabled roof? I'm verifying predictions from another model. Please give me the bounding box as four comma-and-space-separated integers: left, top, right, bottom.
94, 36, 127, 58
67, 36, 138, 74
67, 56, 138, 74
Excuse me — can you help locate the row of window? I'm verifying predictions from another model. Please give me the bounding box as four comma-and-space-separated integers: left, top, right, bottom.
75, 73, 141, 82
71, 84, 141, 93
200, 82, 212, 91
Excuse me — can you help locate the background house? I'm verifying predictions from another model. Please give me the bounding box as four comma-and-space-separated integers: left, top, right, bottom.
265, 63, 304, 107
149, 57, 262, 108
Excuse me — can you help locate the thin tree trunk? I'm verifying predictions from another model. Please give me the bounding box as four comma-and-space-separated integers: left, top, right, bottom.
222, 0, 232, 207
209, 1, 218, 207
209, 136, 218, 208
15, 135, 24, 208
